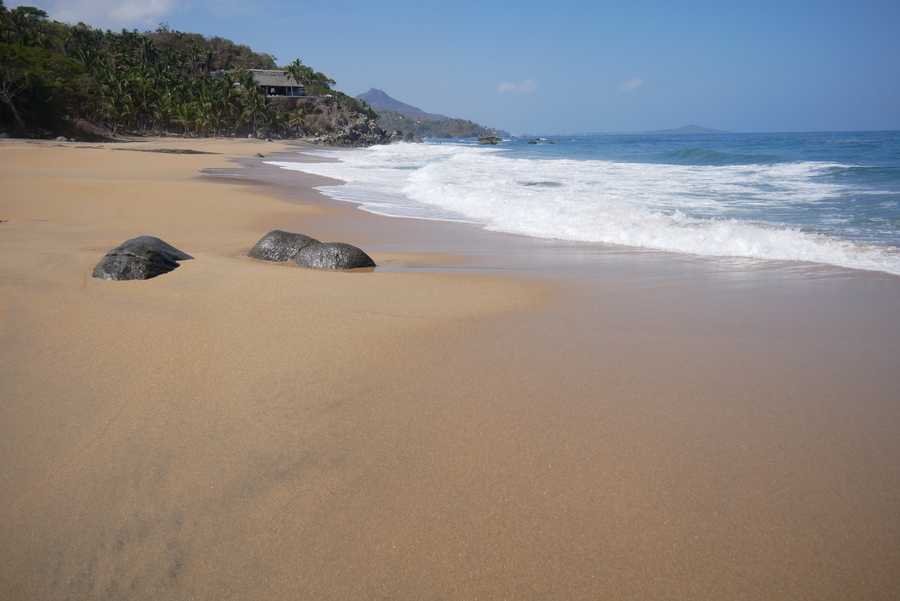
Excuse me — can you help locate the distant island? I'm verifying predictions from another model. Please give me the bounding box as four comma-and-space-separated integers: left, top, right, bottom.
356, 89, 509, 139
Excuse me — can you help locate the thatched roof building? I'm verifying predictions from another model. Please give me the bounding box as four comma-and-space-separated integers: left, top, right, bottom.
250, 70, 306, 97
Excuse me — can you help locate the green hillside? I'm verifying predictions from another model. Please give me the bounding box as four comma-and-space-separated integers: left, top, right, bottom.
0, 7, 397, 144
375, 111, 504, 139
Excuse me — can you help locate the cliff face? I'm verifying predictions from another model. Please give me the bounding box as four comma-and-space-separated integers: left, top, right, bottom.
302, 96, 419, 146
243, 95, 414, 146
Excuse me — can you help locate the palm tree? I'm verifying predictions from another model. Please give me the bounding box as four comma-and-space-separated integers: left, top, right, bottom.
201, 48, 216, 76
282, 58, 336, 96
211, 74, 241, 135
98, 83, 132, 135
138, 36, 157, 65
174, 102, 196, 136
241, 89, 266, 134
283, 59, 305, 88
186, 44, 204, 78
262, 105, 284, 134
128, 73, 156, 133
151, 90, 175, 135
70, 44, 100, 69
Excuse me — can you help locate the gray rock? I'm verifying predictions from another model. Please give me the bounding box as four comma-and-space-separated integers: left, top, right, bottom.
55, 136, 67, 142
0, 132, 10, 138
247, 230, 319, 262
293, 242, 376, 270
313, 123, 421, 148
92, 236, 193, 281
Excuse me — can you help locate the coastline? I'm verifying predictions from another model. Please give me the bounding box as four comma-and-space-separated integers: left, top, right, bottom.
2, 137, 899, 599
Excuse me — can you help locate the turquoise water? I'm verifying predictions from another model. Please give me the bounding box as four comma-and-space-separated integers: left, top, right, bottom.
268, 131, 900, 275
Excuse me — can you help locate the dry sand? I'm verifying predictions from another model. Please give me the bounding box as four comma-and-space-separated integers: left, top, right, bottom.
1, 137, 899, 600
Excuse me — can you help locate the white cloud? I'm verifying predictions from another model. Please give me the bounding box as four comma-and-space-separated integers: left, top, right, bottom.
15, 0, 272, 30
21, 0, 183, 28
497, 79, 538, 93
16, 0, 265, 29
24, 0, 184, 28
620, 78, 645, 93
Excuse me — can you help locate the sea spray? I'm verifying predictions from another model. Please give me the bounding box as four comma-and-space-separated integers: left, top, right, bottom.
266, 132, 900, 275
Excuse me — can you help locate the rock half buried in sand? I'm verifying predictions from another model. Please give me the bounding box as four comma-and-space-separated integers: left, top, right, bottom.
92, 236, 193, 281
293, 242, 376, 270
247, 230, 319, 262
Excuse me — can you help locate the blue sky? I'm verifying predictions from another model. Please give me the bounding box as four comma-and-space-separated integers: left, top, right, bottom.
15, 0, 900, 134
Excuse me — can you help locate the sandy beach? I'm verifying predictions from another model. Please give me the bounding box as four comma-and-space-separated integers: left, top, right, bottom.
2, 137, 899, 600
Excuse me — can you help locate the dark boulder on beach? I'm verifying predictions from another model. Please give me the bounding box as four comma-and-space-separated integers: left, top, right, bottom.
292, 242, 376, 270
247, 230, 375, 269
248, 230, 320, 262
92, 236, 193, 281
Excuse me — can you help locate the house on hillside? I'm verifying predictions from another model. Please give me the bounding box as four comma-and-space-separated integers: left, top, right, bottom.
249, 70, 306, 97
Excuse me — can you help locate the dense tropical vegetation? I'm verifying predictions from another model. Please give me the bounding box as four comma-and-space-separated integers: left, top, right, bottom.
0, 3, 380, 140
374, 110, 503, 139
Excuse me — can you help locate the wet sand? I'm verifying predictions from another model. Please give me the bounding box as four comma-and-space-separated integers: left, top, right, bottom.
1, 137, 899, 600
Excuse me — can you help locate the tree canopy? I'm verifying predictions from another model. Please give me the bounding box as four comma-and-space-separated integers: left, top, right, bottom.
0, 8, 372, 139
0, 41, 83, 134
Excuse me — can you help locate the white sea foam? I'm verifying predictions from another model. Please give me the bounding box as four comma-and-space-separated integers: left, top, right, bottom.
266, 142, 900, 275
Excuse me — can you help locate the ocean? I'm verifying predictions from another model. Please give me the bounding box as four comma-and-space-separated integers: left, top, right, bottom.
266, 131, 900, 275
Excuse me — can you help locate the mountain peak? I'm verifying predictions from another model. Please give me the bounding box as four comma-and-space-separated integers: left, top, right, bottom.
356, 89, 447, 121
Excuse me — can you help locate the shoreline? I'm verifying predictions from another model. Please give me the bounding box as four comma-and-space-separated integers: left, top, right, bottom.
253, 136, 900, 278
216, 143, 897, 280
2, 137, 899, 599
